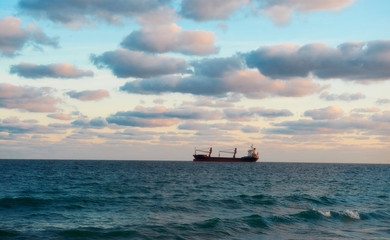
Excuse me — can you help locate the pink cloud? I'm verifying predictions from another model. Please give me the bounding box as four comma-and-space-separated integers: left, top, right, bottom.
320, 91, 365, 101
0, 17, 58, 56
107, 106, 222, 127
181, 0, 250, 21
18, 0, 171, 27
246, 40, 390, 81
10, 62, 93, 79
263, 0, 357, 25
47, 113, 72, 120
121, 68, 324, 98
91, 49, 188, 78
67, 89, 109, 101
224, 107, 293, 121
304, 106, 344, 120
0, 83, 60, 112
121, 23, 218, 55
135, 6, 177, 26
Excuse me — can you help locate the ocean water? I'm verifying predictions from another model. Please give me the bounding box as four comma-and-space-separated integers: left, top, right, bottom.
0, 160, 389, 240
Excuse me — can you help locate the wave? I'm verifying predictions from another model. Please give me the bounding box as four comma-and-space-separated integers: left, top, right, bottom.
238, 194, 277, 206
285, 194, 338, 206
57, 228, 139, 239
191, 194, 277, 211
0, 197, 52, 209
331, 210, 361, 220
188, 214, 269, 237
293, 208, 363, 222
241, 214, 269, 228
0, 196, 106, 210
0, 229, 17, 237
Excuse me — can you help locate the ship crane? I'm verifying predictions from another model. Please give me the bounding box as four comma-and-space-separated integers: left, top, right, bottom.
194, 147, 212, 157
218, 148, 237, 158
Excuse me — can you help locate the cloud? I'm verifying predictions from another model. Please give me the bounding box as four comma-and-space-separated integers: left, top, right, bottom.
47, 113, 72, 120
191, 56, 244, 77
71, 117, 108, 129
121, 23, 218, 55
0, 17, 58, 56
180, 0, 249, 21
224, 107, 293, 121
181, 97, 235, 108
179, 0, 356, 24
263, 117, 378, 135
0, 83, 60, 112
91, 49, 188, 78
178, 122, 211, 131
262, 0, 357, 25
352, 108, 380, 113
251, 107, 294, 118
10, 62, 93, 79
96, 128, 157, 141
376, 98, 390, 105
17, 0, 357, 28
120, 56, 323, 98
135, 6, 177, 26
245, 40, 390, 81
241, 125, 259, 133
106, 106, 222, 127
372, 111, 390, 123
263, 110, 390, 138
304, 106, 344, 120
320, 91, 365, 101
18, 0, 170, 27
178, 121, 243, 131
121, 69, 323, 98
67, 89, 109, 101
0, 117, 65, 134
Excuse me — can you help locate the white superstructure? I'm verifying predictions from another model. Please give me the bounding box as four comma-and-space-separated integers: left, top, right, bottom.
247, 145, 259, 159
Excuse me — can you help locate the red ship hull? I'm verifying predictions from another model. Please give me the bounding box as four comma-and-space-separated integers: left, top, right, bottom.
193, 155, 258, 162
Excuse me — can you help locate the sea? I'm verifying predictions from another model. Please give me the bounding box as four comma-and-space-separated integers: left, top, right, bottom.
0, 160, 389, 240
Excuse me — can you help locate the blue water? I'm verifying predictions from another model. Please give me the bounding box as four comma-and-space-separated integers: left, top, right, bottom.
0, 160, 389, 239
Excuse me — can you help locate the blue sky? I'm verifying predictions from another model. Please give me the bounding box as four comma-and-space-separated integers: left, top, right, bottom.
1, 0, 390, 163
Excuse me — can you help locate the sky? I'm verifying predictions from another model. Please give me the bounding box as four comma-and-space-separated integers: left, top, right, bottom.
1, 0, 390, 163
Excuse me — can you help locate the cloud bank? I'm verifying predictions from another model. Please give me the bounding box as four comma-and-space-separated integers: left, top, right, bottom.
120, 69, 322, 98
17, 0, 358, 27
245, 40, 390, 81
263, 112, 390, 136
0, 117, 64, 134
18, 0, 170, 27
107, 106, 222, 127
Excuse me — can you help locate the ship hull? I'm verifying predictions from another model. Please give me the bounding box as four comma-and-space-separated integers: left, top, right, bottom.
193, 155, 258, 162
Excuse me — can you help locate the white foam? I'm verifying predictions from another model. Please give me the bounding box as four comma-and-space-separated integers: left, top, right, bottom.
318, 210, 331, 217
313, 208, 331, 217
345, 210, 360, 219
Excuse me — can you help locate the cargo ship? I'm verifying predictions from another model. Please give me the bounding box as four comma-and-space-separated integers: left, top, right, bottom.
193, 145, 259, 162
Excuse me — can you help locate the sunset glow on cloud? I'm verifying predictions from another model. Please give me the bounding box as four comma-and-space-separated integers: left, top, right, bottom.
1, 0, 389, 163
